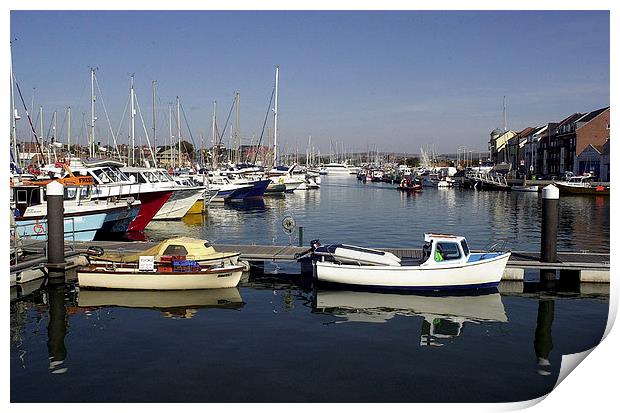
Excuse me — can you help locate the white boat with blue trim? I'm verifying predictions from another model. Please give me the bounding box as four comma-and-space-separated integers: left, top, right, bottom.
310, 234, 510, 291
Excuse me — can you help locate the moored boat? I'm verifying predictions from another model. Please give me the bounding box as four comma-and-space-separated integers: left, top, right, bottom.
88, 236, 242, 267
77, 261, 244, 290
554, 174, 609, 195
510, 185, 539, 192
309, 234, 510, 291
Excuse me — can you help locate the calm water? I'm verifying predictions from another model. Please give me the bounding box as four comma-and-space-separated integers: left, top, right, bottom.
147, 176, 610, 252
10, 176, 610, 402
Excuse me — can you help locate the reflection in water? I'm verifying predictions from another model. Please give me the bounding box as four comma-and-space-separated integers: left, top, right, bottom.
534, 298, 555, 376
78, 287, 245, 318
313, 289, 508, 346
47, 284, 68, 374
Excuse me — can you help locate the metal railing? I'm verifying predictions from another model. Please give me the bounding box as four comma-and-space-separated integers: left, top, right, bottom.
11, 217, 77, 266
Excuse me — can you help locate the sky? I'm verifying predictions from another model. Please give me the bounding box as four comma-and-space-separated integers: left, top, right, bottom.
9, 10, 610, 154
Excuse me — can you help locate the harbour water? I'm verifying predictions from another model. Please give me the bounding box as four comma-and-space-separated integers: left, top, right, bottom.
10, 176, 610, 402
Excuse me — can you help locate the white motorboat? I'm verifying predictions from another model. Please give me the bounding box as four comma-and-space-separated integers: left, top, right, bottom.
42, 159, 175, 231
553, 173, 609, 195
267, 165, 305, 191
122, 167, 206, 220
310, 234, 510, 291
320, 162, 357, 176
11, 177, 140, 241
511, 185, 539, 192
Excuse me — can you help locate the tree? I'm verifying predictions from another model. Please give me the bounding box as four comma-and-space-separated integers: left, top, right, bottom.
179, 140, 194, 158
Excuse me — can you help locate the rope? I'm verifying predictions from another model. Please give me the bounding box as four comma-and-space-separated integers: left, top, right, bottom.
13, 75, 45, 160
253, 85, 276, 165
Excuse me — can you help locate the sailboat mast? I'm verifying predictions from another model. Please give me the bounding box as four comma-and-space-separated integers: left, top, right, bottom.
67, 107, 71, 157
39, 106, 44, 160
235, 91, 240, 164
211, 100, 217, 169
90, 68, 96, 158
10, 42, 19, 168
152, 80, 157, 159
273, 65, 279, 167
176, 96, 181, 167
169, 103, 173, 169
503, 95, 507, 132
130, 75, 136, 166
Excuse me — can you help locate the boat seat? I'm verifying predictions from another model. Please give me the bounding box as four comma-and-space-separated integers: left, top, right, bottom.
400, 257, 427, 266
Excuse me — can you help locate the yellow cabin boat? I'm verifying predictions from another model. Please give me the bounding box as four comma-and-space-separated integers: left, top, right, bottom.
92, 237, 240, 267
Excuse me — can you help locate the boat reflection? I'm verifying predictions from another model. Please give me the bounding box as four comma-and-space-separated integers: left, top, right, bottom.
313, 289, 508, 346
78, 287, 245, 319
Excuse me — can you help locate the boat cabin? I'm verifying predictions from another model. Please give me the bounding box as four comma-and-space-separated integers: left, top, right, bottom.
122, 167, 175, 185
12, 182, 92, 217
422, 233, 471, 266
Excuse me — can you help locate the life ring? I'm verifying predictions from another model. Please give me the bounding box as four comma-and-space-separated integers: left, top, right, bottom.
33, 221, 45, 235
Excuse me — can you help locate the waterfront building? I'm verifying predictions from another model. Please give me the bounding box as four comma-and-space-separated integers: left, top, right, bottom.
575, 143, 605, 178
488, 128, 517, 165
600, 139, 610, 182
545, 112, 584, 177
506, 126, 540, 178
574, 107, 610, 176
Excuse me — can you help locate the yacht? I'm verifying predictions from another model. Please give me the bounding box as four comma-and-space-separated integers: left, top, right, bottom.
320, 162, 356, 176
121, 167, 205, 220
42, 159, 173, 231
11, 177, 140, 241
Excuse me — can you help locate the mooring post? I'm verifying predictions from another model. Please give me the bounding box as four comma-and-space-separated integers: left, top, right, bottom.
540, 184, 559, 282
298, 226, 304, 247
46, 180, 66, 283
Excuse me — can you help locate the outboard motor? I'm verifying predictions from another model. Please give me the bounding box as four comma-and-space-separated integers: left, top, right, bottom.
310, 239, 321, 252
294, 239, 321, 260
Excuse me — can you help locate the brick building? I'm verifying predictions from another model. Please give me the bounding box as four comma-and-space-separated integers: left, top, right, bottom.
574, 107, 610, 175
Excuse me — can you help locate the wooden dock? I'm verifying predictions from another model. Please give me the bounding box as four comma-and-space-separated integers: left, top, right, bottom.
14, 240, 609, 283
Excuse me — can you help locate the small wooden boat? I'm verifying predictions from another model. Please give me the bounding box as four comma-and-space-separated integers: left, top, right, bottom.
77, 259, 244, 290
310, 234, 510, 291
89, 237, 241, 267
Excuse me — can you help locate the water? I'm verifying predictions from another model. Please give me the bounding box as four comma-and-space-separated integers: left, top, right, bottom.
10, 177, 610, 402
146, 177, 610, 252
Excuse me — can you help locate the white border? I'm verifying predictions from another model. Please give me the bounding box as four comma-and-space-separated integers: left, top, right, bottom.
3, 2, 616, 412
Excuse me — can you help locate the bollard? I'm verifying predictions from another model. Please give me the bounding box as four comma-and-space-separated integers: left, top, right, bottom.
298, 226, 304, 247
540, 185, 559, 282
46, 180, 66, 282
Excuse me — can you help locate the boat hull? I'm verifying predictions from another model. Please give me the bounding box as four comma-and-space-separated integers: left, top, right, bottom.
77, 265, 244, 290
314, 253, 510, 291
555, 183, 609, 195
127, 190, 174, 231
96, 203, 141, 237
154, 188, 204, 220
185, 199, 205, 214
17, 209, 112, 242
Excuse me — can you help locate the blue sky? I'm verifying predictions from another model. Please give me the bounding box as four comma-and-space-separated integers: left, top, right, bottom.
10, 10, 610, 154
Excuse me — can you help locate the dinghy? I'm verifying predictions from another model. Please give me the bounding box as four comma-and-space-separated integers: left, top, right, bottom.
77, 260, 244, 290
310, 234, 510, 291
